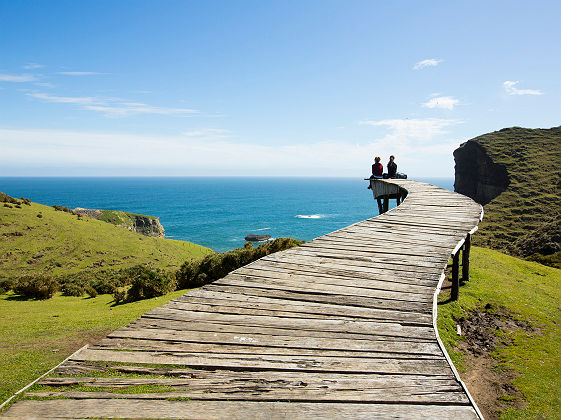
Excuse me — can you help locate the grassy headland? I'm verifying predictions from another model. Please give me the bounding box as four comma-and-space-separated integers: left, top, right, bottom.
0, 195, 212, 279
466, 126, 561, 266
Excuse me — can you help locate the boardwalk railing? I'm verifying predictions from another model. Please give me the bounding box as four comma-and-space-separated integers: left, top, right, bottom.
2, 179, 484, 419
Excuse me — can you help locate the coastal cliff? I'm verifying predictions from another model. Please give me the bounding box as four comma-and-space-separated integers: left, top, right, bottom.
453, 126, 561, 267
73, 208, 165, 238
453, 140, 509, 205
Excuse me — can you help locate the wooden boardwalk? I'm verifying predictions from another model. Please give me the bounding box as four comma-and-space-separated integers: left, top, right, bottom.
3, 180, 484, 419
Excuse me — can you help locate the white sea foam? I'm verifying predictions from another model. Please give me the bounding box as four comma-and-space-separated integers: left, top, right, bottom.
254, 227, 271, 231
295, 214, 324, 219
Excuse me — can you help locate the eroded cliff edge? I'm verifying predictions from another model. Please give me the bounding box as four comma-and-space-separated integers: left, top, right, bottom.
453, 140, 510, 205
73, 208, 165, 238
453, 126, 561, 267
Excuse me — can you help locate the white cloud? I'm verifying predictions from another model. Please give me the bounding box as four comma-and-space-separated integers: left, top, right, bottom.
422, 96, 459, 110
23, 63, 44, 70
413, 59, 442, 70
360, 118, 461, 142
0, 73, 37, 82
27, 92, 199, 117
0, 126, 461, 177
503, 81, 543, 96
56, 71, 105, 76
27, 92, 98, 105
182, 128, 232, 139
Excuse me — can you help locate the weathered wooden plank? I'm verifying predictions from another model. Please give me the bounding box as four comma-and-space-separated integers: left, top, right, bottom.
246, 258, 440, 283
27, 389, 470, 404
92, 338, 444, 359
3, 399, 480, 419
130, 316, 435, 342
233, 266, 435, 294
141, 306, 436, 339
71, 348, 452, 375
108, 327, 444, 354
215, 273, 434, 303
174, 290, 434, 324
202, 284, 432, 314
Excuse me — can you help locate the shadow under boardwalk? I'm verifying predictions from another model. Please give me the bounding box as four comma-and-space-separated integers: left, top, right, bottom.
3, 179, 484, 419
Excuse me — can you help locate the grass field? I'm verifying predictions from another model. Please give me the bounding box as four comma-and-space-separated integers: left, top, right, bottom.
438, 246, 561, 419
0, 289, 190, 405
0, 199, 212, 278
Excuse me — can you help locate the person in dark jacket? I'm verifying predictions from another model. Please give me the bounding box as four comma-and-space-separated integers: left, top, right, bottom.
387, 155, 397, 178
372, 156, 383, 177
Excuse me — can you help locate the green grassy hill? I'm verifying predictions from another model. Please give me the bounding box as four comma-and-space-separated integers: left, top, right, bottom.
464, 126, 561, 266
438, 246, 561, 419
0, 194, 212, 280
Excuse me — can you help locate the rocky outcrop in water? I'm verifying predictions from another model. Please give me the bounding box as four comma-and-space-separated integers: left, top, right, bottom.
453, 140, 510, 205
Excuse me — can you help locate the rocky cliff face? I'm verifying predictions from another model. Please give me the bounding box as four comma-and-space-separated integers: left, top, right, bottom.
453, 140, 510, 205
73, 208, 165, 238
131, 215, 165, 238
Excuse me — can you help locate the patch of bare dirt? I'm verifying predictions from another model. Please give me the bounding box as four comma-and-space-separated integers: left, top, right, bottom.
452, 300, 533, 419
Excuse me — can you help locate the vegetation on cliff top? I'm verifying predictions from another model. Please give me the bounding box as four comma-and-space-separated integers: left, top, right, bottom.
467, 126, 561, 267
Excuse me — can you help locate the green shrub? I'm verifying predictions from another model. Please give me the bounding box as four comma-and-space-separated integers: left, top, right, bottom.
14, 275, 59, 300
85, 284, 98, 298
176, 237, 304, 289
60, 282, 86, 297
52, 205, 74, 214
113, 289, 127, 303
36, 213, 43, 218
125, 266, 176, 302
0, 278, 14, 294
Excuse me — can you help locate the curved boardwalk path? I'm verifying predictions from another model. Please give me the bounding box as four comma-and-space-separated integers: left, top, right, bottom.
3, 180, 484, 419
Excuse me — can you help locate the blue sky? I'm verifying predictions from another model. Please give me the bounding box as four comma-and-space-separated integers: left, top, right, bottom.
1, 0, 559, 177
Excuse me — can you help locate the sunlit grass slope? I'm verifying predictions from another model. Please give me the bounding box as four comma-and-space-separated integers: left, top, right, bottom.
0, 199, 212, 279
438, 246, 561, 419
0, 290, 189, 405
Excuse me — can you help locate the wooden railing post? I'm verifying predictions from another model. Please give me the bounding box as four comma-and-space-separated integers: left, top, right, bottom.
383, 196, 389, 213
451, 252, 460, 301
462, 233, 471, 282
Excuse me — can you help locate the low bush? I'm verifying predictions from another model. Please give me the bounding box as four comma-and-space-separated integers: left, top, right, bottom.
14, 275, 59, 300
176, 237, 304, 289
52, 205, 75, 214
124, 266, 177, 302
0, 278, 14, 294
60, 282, 86, 297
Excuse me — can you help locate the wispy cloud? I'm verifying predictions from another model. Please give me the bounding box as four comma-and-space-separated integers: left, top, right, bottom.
503, 81, 543, 96
360, 118, 460, 142
422, 96, 459, 110
22, 63, 44, 70
56, 71, 105, 76
182, 128, 232, 139
413, 59, 442, 70
27, 92, 98, 104
0, 73, 37, 82
27, 92, 199, 117
0, 125, 462, 177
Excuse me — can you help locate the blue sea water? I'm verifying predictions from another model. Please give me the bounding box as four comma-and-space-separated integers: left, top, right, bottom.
0, 177, 454, 252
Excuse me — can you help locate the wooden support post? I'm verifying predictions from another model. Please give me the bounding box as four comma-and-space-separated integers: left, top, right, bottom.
462, 233, 471, 282
376, 198, 383, 214
383, 196, 389, 213
451, 252, 460, 301
396, 195, 401, 205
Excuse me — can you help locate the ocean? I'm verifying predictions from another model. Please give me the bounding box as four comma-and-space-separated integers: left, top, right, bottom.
0, 177, 454, 252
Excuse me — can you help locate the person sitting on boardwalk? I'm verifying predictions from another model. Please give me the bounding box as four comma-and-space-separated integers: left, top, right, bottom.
387, 155, 397, 178
371, 156, 383, 178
